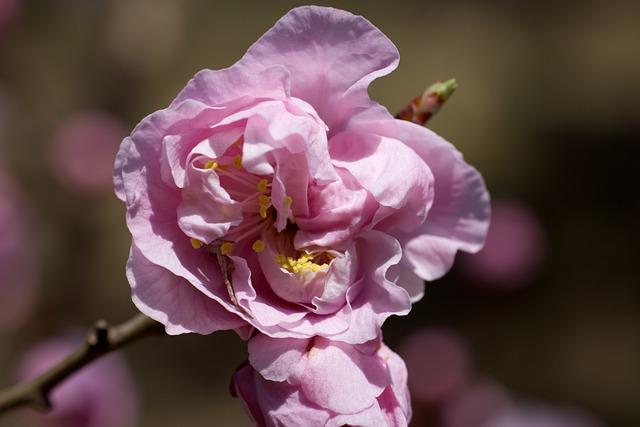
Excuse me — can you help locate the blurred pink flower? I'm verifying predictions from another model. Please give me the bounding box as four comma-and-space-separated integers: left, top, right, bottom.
232, 334, 411, 426
50, 111, 128, 192
486, 402, 604, 427
116, 6, 489, 343
399, 328, 471, 404
0, 0, 20, 30
460, 199, 544, 289
0, 171, 37, 331
442, 380, 512, 427
17, 335, 138, 427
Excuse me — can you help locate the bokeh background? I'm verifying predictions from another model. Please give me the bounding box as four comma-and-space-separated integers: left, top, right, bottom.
0, 1, 638, 426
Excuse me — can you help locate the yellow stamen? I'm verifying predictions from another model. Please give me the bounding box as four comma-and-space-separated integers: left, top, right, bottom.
257, 179, 268, 192
284, 195, 293, 208
190, 238, 204, 249
220, 242, 233, 255
204, 160, 218, 170
258, 195, 270, 206
252, 240, 265, 253
274, 251, 330, 274
233, 155, 242, 169
259, 205, 268, 219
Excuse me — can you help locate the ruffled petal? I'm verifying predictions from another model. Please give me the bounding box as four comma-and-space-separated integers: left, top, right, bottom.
172, 64, 290, 108
388, 264, 425, 303
248, 334, 309, 383
241, 6, 399, 128
253, 376, 330, 427
231, 363, 267, 427
127, 244, 245, 335
176, 161, 243, 244
300, 338, 388, 414
326, 400, 389, 427
330, 130, 434, 232
348, 116, 491, 281
330, 231, 411, 344
295, 167, 379, 250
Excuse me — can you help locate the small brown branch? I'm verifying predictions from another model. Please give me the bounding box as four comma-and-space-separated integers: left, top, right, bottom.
213, 248, 252, 319
0, 313, 164, 416
396, 78, 458, 125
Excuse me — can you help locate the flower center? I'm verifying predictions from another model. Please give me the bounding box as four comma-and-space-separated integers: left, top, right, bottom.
274, 251, 333, 274
189, 137, 296, 257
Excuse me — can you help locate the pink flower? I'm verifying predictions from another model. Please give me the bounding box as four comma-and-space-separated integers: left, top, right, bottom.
17, 335, 138, 427
460, 199, 544, 290
116, 6, 489, 342
0, 0, 20, 31
0, 171, 37, 330
231, 334, 411, 427
50, 111, 128, 193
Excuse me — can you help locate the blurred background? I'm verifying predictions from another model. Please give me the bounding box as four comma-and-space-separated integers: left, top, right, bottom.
0, 0, 638, 426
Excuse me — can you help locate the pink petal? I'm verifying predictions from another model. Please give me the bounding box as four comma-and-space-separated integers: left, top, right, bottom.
253, 377, 330, 427
350, 117, 490, 281
230, 255, 309, 329
127, 244, 245, 335
381, 344, 412, 418
330, 130, 434, 232
388, 264, 425, 303
231, 363, 266, 427
331, 231, 411, 344
241, 6, 399, 128
248, 335, 309, 382
300, 338, 388, 414
326, 401, 389, 427
176, 161, 243, 243
173, 64, 290, 108
161, 125, 243, 189
295, 167, 379, 250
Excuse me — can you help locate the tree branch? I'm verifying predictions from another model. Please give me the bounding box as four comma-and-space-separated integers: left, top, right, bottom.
0, 313, 164, 415
396, 78, 458, 125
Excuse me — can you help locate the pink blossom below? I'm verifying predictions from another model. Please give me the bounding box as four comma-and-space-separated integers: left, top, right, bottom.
0, 0, 20, 31
232, 334, 411, 427
51, 111, 128, 192
0, 171, 37, 331
17, 335, 138, 427
486, 402, 604, 427
461, 199, 544, 290
399, 328, 471, 403
115, 6, 489, 343
442, 380, 512, 427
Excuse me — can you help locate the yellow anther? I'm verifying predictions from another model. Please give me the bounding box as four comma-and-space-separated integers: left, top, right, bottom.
274, 251, 330, 274
190, 238, 204, 249
233, 155, 243, 169
284, 195, 293, 208
259, 205, 268, 219
259, 195, 270, 206
220, 242, 233, 255
204, 160, 218, 170
252, 240, 265, 253
257, 179, 268, 192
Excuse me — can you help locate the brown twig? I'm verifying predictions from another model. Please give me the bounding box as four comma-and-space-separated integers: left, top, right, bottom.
395, 78, 458, 125
0, 313, 164, 415
213, 247, 252, 319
